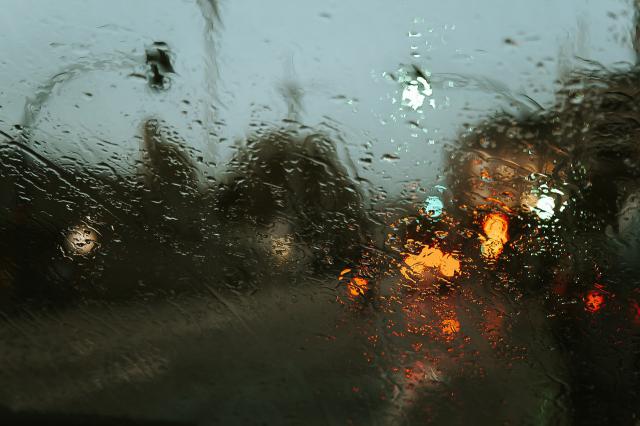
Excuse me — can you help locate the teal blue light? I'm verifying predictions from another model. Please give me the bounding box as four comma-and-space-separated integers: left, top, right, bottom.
423, 196, 443, 218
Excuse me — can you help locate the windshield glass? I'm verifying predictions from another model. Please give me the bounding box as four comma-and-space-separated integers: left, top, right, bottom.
1, 1, 639, 424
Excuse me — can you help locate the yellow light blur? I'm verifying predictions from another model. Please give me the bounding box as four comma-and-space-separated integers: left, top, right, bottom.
441, 318, 461, 337
480, 213, 509, 260
400, 245, 461, 282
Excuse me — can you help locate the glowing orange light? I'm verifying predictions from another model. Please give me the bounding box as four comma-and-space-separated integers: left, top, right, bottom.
482, 213, 509, 242
400, 245, 461, 282
441, 318, 460, 337
339, 268, 370, 298
347, 277, 370, 298
584, 290, 605, 313
480, 213, 509, 259
339, 268, 352, 277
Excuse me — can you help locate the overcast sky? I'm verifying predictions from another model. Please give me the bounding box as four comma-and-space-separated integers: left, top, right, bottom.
0, 0, 636, 194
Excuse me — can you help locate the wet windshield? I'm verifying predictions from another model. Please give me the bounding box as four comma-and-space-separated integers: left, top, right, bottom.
1, 1, 639, 425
